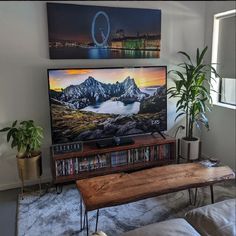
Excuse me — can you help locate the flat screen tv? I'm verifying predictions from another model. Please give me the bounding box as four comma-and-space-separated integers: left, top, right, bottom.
48, 66, 167, 144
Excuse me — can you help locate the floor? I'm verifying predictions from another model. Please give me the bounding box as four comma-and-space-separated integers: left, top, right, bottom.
1, 181, 235, 236
0, 182, 62, 236
0, 188, 19, 236
17, 181, 236, 236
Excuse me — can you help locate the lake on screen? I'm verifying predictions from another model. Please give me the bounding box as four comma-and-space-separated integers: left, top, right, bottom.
81, 100, 140, 115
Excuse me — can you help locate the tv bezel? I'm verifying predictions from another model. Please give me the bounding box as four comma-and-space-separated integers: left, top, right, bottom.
47, 66, 167, 145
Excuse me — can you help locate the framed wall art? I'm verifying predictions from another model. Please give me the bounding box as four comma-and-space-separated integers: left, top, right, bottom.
47, 3, 161, 59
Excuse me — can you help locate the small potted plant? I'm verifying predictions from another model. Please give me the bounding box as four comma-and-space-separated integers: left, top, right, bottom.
168, 46, 220, 160
0, 120, 43, 181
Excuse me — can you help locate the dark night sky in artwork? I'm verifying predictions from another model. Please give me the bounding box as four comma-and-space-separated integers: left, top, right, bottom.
47, 3, 161, 43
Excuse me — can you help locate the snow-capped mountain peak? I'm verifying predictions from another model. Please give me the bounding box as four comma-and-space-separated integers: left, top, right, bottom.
52, 76, 148, 109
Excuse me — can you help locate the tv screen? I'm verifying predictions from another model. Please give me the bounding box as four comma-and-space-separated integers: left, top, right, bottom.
48, 67, 167, 144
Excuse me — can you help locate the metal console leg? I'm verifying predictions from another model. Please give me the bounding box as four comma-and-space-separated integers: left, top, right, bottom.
95, 209, 100, 232
56, 184, 63, 194
210, 185, 214, 203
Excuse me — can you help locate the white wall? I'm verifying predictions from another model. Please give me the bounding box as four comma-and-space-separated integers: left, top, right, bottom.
0, 1, 206, 190
201, 1, 236, 170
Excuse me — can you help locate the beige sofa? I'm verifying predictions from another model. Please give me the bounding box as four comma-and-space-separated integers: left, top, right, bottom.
122, 198, 236, 236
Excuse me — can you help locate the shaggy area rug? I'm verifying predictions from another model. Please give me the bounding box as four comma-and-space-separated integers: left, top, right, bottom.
17, 181, 235, 236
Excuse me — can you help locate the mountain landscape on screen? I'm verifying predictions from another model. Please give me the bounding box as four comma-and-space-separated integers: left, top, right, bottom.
48, 68, 167, 144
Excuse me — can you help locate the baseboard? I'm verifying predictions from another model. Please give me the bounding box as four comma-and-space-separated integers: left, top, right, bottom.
201, 152, 210, 159
0, 176, 52, 191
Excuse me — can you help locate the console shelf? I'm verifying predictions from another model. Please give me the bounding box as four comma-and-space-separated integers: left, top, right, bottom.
51, 134, 176, 184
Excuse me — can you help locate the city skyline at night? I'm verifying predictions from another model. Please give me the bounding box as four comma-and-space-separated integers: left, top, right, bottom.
47, 3, 162, 59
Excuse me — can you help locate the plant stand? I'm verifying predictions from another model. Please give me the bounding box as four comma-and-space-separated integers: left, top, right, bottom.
177, 139, 202, 163
177, 139, 202, 205
17, 153, 43, 199
19, 168, 42, 200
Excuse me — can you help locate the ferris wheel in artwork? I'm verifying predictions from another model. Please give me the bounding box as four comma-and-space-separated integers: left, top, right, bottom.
91, 11, 111, 47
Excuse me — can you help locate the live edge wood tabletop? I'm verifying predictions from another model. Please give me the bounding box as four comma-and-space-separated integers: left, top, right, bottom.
76, 162, 235, 211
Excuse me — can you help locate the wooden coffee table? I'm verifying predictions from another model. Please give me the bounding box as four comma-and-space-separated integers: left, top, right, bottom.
76, 163, 235, 235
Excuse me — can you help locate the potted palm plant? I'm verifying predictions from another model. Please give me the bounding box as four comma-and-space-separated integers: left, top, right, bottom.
168, 46, 220, 160
0, 120, 43, 181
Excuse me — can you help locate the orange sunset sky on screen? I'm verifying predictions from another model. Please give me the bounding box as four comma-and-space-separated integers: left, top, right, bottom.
49, 67, 166, 91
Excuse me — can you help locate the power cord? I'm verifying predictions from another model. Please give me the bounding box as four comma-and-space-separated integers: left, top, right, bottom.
174, 125, 185, 138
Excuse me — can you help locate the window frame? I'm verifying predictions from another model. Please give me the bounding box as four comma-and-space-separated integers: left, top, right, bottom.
211, 9, 236, 110
219, 77, 236, 106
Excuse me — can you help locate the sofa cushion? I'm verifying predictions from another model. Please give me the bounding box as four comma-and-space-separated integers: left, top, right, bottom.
122, 218, 200, 236
185, 198, 236, 236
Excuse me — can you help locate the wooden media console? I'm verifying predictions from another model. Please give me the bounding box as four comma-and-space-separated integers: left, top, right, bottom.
50, 134, 176, 184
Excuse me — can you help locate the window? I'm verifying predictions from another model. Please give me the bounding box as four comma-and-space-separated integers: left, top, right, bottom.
211, 10, 236, 108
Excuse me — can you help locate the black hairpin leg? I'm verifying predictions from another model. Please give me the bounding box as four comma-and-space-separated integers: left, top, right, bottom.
80, 195, 87, 231
83, 211, 86, 229
210, 185, 214, 203
80, 197, 83, 230
188, 188, 198, 205
95, 209, 100, 232
188, 189, 192, 205
193, 188, 198, 205
85, 211, 89, 236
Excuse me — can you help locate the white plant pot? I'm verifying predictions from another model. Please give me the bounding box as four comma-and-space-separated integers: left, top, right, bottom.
180, 137, 200, 161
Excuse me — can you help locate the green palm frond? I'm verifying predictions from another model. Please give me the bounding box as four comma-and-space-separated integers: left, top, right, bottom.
167, 46, 221, 139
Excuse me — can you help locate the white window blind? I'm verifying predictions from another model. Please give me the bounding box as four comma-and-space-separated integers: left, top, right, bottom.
217, 15, 235, 78
211, 10, 236, 107
220, 78, 236, 105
